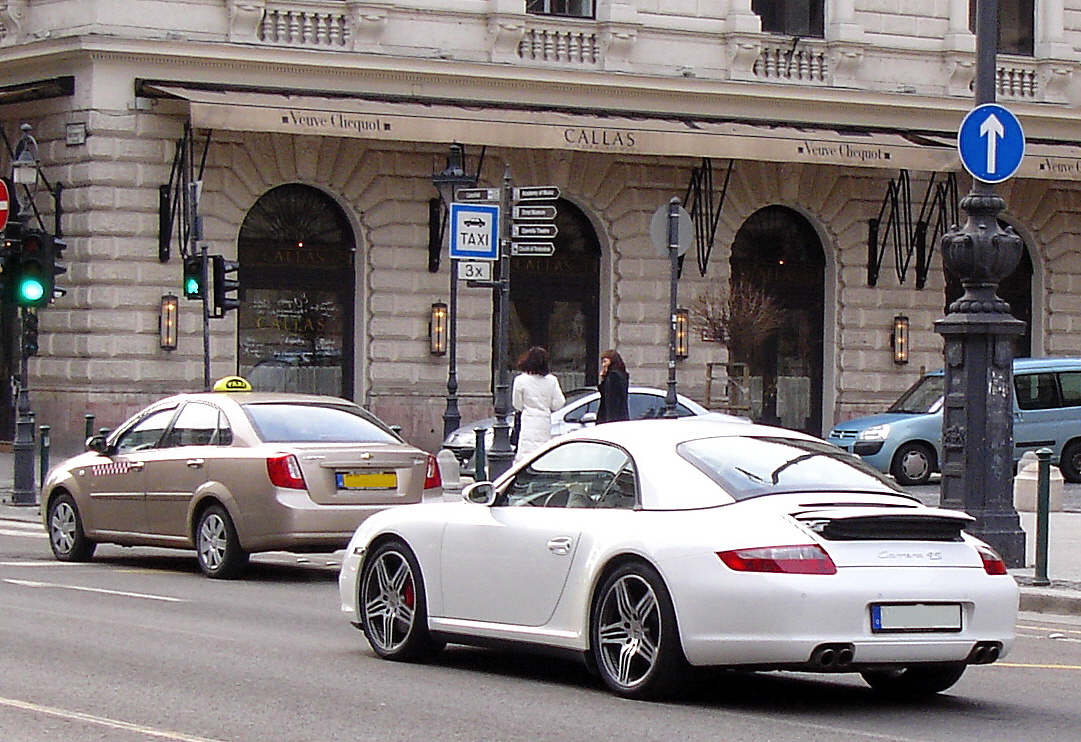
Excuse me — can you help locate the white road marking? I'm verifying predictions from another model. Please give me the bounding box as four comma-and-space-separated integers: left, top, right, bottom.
0, 527, 46, 539
2, 578, 187, 603
0, 695, 226, 742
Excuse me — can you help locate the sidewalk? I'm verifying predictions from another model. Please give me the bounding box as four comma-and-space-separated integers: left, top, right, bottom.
4, 449, 1081, 615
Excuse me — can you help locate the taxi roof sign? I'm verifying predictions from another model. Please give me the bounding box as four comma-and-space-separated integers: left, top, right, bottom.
213, 375, 253, 392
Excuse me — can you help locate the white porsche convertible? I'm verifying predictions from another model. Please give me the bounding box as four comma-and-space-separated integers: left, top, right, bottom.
339, 418, 1018, 700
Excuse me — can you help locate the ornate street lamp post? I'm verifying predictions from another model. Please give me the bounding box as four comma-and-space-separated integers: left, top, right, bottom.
11, 124, 41, 505
432, 144, 478, 441
934, 0, 1026, 566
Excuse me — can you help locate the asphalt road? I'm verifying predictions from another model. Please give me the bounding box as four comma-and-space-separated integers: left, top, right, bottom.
3, 524, 1081, 742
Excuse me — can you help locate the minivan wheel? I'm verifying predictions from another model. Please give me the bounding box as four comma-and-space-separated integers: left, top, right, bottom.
890, 442, 935, 486
1059, 441, 1081, 484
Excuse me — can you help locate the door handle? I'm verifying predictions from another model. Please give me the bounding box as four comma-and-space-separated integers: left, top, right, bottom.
186, 458, 205, 469
129, 461, 145, 472
547, 536, 573, 556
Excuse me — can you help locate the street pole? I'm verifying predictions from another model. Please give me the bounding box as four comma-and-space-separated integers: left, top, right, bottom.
11, 307, 35, 504
934, 0, 1027, 566
487, 167, 515, 479
664, 197, 680, 418
432, 144, 477, 441
10, 124, 40, 506
443, 258, 460, 440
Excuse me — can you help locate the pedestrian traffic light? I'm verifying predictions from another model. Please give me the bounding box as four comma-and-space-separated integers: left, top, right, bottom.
21, 310, 38, 356
211, 254, 240, 316
183, 254, 205, 300
13, 229, 49, 307
50, 235, 67, 290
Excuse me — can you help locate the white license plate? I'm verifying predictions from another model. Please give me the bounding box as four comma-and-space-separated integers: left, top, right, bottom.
871, 603, 962, 633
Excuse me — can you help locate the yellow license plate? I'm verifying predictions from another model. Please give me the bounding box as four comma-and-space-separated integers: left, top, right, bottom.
337, 471, 397, 490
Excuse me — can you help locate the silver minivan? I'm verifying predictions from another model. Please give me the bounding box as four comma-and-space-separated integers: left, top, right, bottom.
827, 358, 1081, 486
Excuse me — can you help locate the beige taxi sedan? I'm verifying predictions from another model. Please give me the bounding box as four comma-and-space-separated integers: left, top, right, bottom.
41, 388, 441, 578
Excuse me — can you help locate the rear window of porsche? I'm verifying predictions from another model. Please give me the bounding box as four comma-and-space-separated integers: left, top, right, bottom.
677, 436, 900, 501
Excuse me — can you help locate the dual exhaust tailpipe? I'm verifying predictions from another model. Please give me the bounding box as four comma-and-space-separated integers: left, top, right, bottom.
967, 641, 1002, 665
808, 643, 855, 671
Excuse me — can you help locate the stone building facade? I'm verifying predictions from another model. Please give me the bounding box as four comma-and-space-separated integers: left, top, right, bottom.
2, 0, 1081, 454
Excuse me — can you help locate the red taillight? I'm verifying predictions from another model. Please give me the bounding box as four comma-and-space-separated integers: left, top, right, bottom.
424, 453, 442, 490
717, 544, 838, 575
976, 543, 1009, 575
267, 453, 307, 490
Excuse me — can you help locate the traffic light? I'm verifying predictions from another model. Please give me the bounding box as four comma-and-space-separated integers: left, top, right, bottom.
211, 255, 240, 316
21, 310, 38, 356
183, 254, 205, 300
13, 229, 49, 307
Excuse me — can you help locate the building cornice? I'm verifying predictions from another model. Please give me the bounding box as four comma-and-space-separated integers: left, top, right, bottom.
3, 35, 1079, 144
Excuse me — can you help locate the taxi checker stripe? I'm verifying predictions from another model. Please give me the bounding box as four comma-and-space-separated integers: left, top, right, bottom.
90, 461, 134, 476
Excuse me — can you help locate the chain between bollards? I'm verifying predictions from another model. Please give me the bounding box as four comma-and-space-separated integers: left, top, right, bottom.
1033, 447, 1053, 586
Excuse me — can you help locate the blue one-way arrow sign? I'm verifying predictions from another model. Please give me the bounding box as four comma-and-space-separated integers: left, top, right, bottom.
957, 103, 1025, 184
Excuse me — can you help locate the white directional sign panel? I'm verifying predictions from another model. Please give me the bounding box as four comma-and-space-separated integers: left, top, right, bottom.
449, 203, 500, 260
511, 242, 555, 256
513, 204, 557, 220
455, 188, 500, 202
958, 103, 1025, 184
514, 186, 560, 201
512, 223, 558, 239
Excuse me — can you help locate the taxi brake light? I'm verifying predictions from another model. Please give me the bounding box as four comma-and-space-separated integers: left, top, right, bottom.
267, 453, 307, 490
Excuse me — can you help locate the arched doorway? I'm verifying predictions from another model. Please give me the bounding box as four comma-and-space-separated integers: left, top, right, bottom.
236, 184, 355, 397
509, 199, 601, 391
730, 205, 826, 434
945, 236, 1033, 358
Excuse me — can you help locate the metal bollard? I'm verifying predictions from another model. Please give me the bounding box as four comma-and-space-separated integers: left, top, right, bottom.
1033, 448, 1053, 586
84, 414, 95, 440
38, 425, 50, 491
474, 427, 488, 482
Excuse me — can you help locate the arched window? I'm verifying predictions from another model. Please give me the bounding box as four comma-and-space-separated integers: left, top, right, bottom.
236, 184, 355, 397
730, 205, 826, 434
509, 199, 601, 390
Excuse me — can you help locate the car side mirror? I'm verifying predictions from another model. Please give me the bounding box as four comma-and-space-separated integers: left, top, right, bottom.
86, 435, 109, 454
462, 481, 497, 506
580, 412, 597, 425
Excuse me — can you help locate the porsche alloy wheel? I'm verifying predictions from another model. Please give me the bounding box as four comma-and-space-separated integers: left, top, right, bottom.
861, 663, 967, 696
47, 493, 96, 562
360, 541, 441, 661
592, 562, 687, 699
195, 504, 249, 579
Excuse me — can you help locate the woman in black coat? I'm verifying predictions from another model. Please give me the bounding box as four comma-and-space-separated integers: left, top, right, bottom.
596, 349, 629, 423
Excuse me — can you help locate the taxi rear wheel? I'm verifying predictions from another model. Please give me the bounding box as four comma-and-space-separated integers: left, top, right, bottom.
47, 492, 96, 562
195, 504, 249, 579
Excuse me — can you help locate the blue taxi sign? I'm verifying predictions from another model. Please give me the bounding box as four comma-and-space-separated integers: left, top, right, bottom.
449, 203, 499, 260
957, 103, 1025, 184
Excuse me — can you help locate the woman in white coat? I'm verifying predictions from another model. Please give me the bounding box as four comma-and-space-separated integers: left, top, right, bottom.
511, 346, 565, 464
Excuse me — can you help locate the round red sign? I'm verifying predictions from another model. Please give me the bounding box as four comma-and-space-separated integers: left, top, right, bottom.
0, 179, 9, 232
